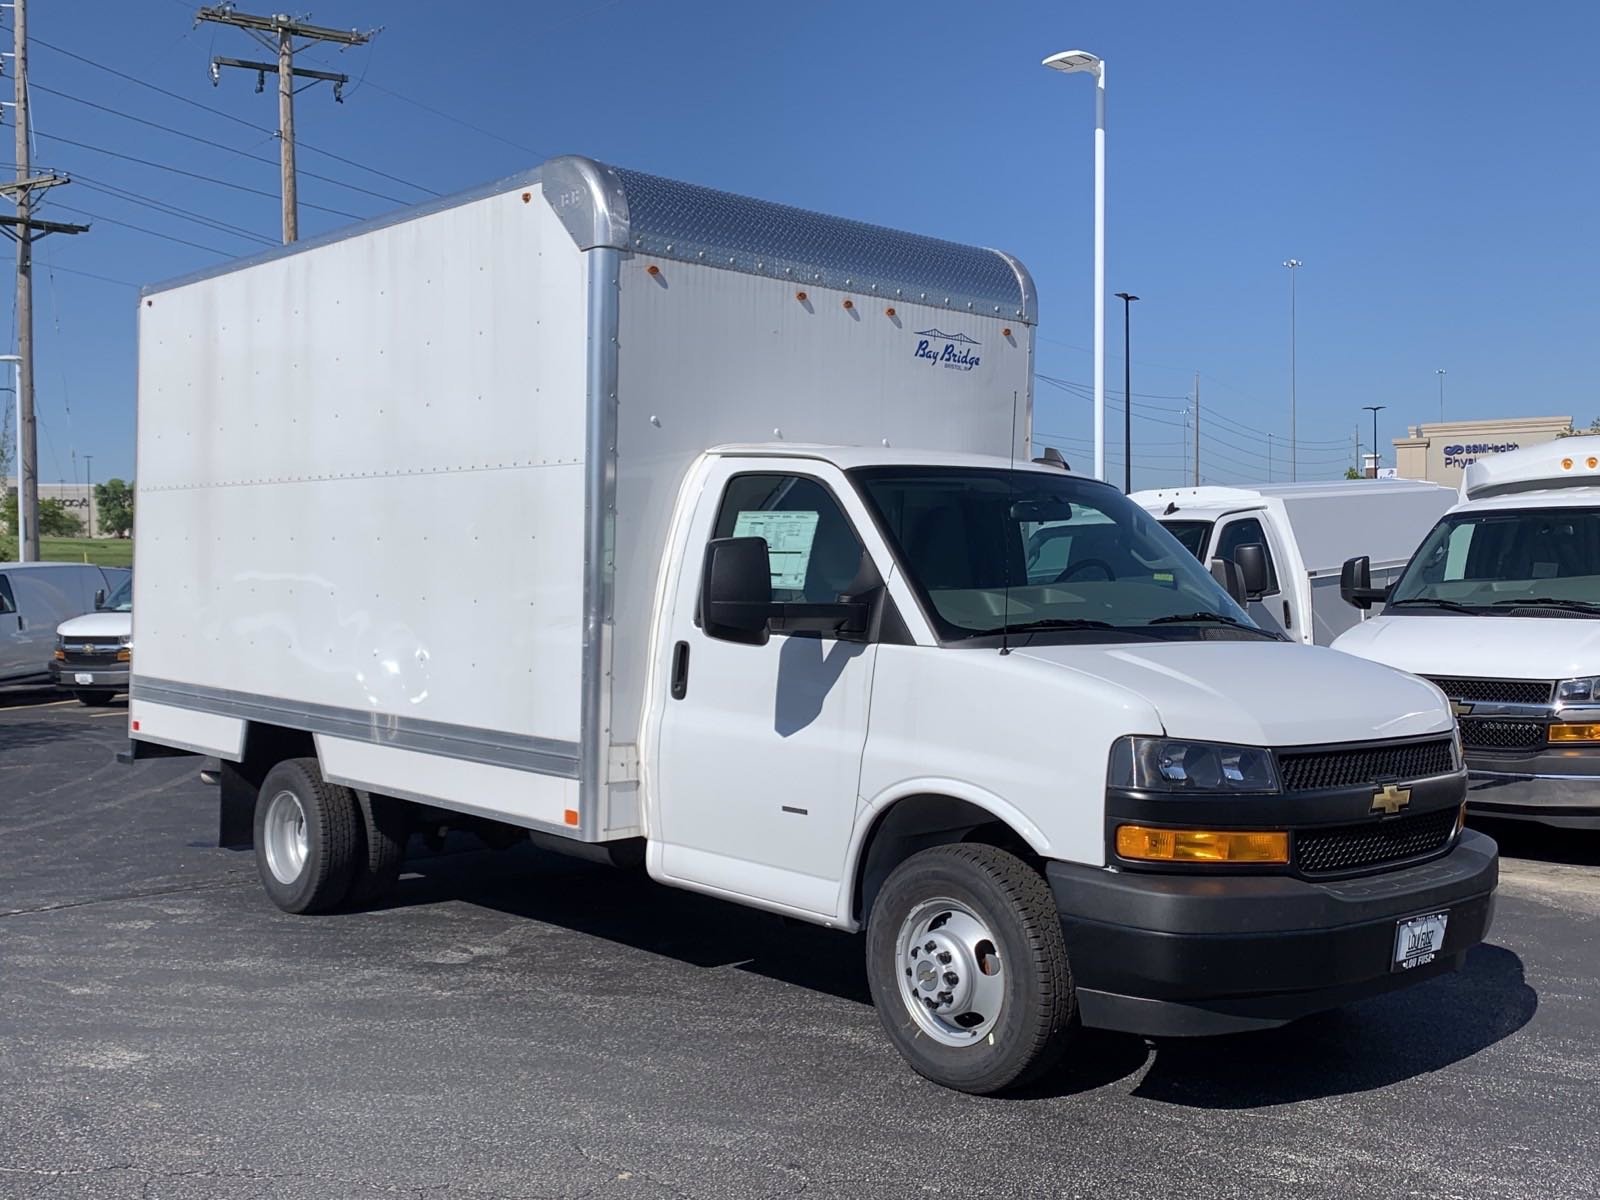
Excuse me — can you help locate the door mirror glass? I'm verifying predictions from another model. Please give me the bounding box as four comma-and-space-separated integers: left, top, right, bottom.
1232, 543, 1270, 599
94, 588, 107, 610
701, 537, 774, 644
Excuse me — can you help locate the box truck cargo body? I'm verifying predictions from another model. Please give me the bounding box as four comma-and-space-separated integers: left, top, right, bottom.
129, 157, 1496, 1094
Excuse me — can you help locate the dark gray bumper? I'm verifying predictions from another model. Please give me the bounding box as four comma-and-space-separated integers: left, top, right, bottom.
50, 663, 130, 690
1046, 830, 1499, 1037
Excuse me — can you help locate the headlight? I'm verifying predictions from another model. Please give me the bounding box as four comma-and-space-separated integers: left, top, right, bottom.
1109, 736, 1280, 793
1556, 676, 1600, 705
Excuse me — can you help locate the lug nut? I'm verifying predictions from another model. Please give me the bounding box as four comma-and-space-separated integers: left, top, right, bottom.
943, 971, 959, 986
937, 951, 952, 964
905, 968, 912, 978
936, 991, 953, 1004
910, 947, 919, 958
924, 941, 937, 953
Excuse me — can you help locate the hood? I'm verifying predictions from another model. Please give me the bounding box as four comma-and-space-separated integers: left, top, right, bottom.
1333, 613, 1600, 682
56, 610, 132, 638
1014, 640, 1450, 747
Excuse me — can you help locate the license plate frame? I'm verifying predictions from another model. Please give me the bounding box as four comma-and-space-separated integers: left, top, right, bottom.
74, 672, 94, 685
1392, 910, 1449, 973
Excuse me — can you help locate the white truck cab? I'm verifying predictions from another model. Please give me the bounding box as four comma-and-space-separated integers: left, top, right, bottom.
1336, 437, 1600, 830
1132, 481, 1455, 645
125, 157, 1497, 1094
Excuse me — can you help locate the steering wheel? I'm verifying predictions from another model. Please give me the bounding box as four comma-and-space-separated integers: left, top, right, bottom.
1055, 558, 1116, 583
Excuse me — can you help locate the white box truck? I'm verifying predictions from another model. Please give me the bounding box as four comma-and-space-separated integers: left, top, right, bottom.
1336, 437, 1600, 829
1131, 481, 1456, 644
127, 157, 1497, 1094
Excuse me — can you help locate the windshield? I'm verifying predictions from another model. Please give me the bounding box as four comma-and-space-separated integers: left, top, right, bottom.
1389, 507, 1600, 611
1161, 519, 1213, 562
103, 577, 132, 612
851, 467, 1264, 643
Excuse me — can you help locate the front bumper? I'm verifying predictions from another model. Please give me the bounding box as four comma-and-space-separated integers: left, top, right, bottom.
1466, 747, 1600, 829
50, 662, 130, 690
1047, 829, 1498, 1036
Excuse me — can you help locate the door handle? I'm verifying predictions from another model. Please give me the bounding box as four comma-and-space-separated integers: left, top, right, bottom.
1282, 601, 1292, 630
670, 640, 690, 700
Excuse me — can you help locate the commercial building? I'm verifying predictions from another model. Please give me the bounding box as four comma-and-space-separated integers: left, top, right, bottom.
1, 477, 99, 538
1392, 415, 1572, 488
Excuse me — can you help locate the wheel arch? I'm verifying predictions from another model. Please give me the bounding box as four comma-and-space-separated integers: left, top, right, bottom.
844, 780, 1053, 930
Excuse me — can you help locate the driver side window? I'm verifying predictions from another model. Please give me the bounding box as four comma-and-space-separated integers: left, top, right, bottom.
712, 474, 866, 607
0, 574, 14, 616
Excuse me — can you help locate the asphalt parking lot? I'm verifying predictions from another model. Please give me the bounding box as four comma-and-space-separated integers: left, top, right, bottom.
2, 690, 1597, 1200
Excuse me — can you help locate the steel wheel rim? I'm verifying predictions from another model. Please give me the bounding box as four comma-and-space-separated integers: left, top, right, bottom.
894, 897, 1006, 1047
262, 789, 309, 885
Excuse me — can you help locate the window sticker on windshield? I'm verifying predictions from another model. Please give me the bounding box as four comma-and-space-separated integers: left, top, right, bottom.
733, 510, 821, 590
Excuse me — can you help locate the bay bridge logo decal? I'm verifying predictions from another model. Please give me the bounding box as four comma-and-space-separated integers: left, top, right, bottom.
913, 329, 982, 372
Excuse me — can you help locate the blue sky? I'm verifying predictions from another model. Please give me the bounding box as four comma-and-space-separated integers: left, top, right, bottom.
5, 0, 1598, 487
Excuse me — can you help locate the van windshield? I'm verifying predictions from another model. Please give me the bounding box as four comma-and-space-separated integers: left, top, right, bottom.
103, 577, 133, 612
1388, 507, 1600, 614
851, 467, 1268, 644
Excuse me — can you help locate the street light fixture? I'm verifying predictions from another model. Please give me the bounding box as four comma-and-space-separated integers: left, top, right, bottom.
1043, 48, 1107, 481
1363, 404, 1386, 478
1114, 292, 1139, 492
1284, 259, 1302, 481
1436, 368, 1446, 423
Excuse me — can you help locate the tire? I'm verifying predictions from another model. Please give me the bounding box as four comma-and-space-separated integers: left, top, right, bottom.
253, 758, 360, 915
866, 843, 1075, 1094
73, 690, 117, 707
345, 792, 411, 906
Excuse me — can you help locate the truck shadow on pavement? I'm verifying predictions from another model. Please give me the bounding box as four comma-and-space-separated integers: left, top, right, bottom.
0, 719, 85, 751
1474, 818, 1600, 866
386, 844, 1537, 1106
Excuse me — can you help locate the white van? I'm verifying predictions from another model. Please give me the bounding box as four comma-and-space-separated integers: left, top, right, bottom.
1336, 437, 1600, 830
1133, 481, 1456, 645
50, 574, 133, 705
0, 562, 128, 686
125, 156, 1496, 1094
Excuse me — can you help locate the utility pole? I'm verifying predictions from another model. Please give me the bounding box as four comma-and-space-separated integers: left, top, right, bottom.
1283, 258, 1302, 481
1354, 424, 1361, 477
1363, 405, 1386, 478
1267, 433, 1273, 483
1192, 372, 1201, 486
83, 453, 93, 537
198, 6, 375, 243
2, 0, 89, 561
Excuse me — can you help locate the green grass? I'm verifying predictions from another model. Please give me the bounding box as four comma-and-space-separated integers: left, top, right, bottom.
0, 537, 134, 567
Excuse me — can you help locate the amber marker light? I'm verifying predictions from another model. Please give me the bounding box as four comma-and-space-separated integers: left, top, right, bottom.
1549, 723, 1600, 743
885, 306, 897, 318
796, 291, 808, 303
1562, 457, 1574, 470
842, 298, 854, 310
1115, 825, 1289, 864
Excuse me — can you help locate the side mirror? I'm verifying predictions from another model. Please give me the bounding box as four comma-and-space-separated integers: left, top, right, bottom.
700, 537, 773, 644
1340, 555, 1388, 610
1232, 543, 1270, 600
93, 588, 107, 610
1209, 558, 1248, 607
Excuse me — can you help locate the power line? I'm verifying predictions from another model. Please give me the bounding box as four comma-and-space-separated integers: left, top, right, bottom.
29, 82, 409, 206
49, 202, 236, 257
358, 78, 545, 157
34, 130, 363, 219
29, 34, 438, 198
0, 256, 136, 288
72, 177, 277, 246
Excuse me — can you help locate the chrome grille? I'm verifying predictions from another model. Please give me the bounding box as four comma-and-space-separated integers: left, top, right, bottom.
1276, 738, 1456, 792
1425, 676, 1553, 706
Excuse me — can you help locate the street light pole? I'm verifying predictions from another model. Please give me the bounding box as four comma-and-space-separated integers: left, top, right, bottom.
1363, 404, 1386, 477
1284, 259, 1302, 481
1044, 49, 1107, 480
0, 354, 22, 557
1114, 292, 1139, 492
1437, 368, 1446, 423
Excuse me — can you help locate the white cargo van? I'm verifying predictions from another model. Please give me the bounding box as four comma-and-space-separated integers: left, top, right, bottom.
1336, 437, 1600, 830
1132, 481, 1456, 645
126, 157, 1496, 1094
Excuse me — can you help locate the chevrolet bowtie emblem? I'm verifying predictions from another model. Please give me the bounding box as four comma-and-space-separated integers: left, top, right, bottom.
1450, 700, 1474, 717
1372, 784, 1412, 815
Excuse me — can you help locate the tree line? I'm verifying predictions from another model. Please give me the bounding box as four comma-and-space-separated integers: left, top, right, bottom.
1, 478, 134, 539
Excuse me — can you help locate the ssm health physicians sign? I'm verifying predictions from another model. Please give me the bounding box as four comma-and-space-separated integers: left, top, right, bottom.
1442, 441, 1519, 470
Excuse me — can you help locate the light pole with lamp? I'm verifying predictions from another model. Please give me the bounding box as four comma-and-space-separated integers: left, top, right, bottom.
1043, 48, 1107, 480
0, 354, 22, 559
1284, 259, 1302, 481
1114, 291, 1138, 492
1436, 368, 1446, 423
1363, 404, 1386, 478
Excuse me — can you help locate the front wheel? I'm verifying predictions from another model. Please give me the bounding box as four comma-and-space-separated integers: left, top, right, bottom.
73, 690, 117, 707
866, 844, 1075, 1094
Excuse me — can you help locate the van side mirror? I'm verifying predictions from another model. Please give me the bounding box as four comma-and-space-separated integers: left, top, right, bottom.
1340, 555, 1388, 610
1232, 543, 1270, 599
1209, 558, 1248, 607
94, 588, 107, 610
700, 537, 773, 645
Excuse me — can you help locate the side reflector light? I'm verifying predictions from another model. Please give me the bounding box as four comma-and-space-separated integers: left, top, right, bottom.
1549, 723, 1600, 743
1115, 825, 1289, 864
563, 808, 580, 827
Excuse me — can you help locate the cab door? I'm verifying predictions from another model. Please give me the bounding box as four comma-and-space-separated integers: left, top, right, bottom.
653, 459, 881, 918
1213, 515, 1292, 637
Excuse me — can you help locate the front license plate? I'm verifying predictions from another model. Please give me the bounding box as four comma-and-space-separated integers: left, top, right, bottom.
74, 672, 93, 685
1393, 911, 1449, 972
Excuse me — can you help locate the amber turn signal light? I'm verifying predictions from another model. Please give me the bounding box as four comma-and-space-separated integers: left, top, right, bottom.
1549, 723, 1600, 743
1115, 825, 1289, 864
